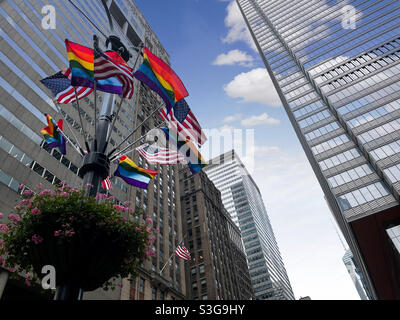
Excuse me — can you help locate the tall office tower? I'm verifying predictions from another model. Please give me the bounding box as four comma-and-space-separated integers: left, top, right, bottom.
179, 168, 254, 300
0, 0, 185, 300
236, 0, 400, 299
204, 150, 295, 300
342, 249, 371, 300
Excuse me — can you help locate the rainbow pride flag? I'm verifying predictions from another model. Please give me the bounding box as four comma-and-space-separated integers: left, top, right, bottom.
65, 39, 123, 94
40, 114, 66, 155
161, 127, 207, 174
114, 155, 158, 189
133, 47, 188, 113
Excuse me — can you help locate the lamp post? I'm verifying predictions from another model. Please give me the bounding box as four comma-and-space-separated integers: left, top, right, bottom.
54, 1, 135, 300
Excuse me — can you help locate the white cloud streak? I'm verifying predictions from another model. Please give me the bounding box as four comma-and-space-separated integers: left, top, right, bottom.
213, 49, 254, 67
241, 113, 280, 127
223, 68, 282, 107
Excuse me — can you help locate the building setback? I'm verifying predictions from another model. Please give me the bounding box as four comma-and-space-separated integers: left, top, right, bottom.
204, 150, 295, 300
236, 0, 400, 299
0, 0, 185, 300
179, 168, 254, 300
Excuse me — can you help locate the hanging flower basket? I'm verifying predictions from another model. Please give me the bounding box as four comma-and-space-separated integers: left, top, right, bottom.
0, 183, 156, 292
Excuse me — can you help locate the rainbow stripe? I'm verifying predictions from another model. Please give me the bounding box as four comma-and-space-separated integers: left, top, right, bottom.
161, 127, 207, 174
65, 39, 123, 94
40, 114, 66, 155
114, 155, 158, 189
134, 47, 188, 113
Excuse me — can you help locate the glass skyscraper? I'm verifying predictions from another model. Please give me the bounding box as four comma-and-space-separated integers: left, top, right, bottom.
342, 249, 371, 300
204, 150, 295, 300
0, 0, 186, 300
236, 0, 400, 299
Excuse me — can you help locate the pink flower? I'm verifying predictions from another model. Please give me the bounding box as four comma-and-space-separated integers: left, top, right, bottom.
31, 208, 41, 216
35, 184, 43, 190
18, 183, 24, 190
69, 216, 75, 222
0, 224, 9, 233
123, 258, 133, 264
150, 236, 156, 243
0, 213, 3, 219
31, 234, 43, 244
145, 217, 153, 225
23, 190, 33, 196
8, 214, 20, 223
113, 204, 124, 212
65, 230, 75, 237
25, 279, 31, 287
60, 192, 69, 198
26, 272, 31, 278
54, 230, 63, 237
13, 205, 21, 211
122, 218, 127, 223
155, 227, 160, 233
122, 201, 131, 207
85, 183, 94, 188
135, 227, 141, 232
0, 240, 4, 246
39, 189, 52, 196
119, 284, 123, 288
146, 227, 151, 233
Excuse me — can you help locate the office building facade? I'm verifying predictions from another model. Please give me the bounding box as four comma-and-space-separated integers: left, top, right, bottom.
204, 150, 295, 300
236, 0, 400, 299
0, 0, 185, 300
179, 168, 254, 300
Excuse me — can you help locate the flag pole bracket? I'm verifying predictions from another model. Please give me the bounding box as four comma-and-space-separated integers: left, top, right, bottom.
78, 152, 110, 182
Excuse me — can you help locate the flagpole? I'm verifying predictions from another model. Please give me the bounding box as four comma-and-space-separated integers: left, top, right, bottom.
55, 127, 83, 157
109, 122, 165, 162
103, 96, 124, 153
107, 103, 164, 158
159, 232, 188, 276
93, 80, 98, 151
53, 101, 85, 156
73, 88, 91, 153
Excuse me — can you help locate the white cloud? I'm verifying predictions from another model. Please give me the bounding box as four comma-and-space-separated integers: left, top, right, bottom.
222, 113, 242, 123
223, 68, 282, 107
222, 1, 257, 52
219, 124, 236, 131
213, 49, 254, 67
241, 113, 280, 127
239, 145, 361, 300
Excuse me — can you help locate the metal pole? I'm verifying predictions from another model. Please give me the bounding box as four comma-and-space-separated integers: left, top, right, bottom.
74, 88, 90, 153
107, 103, 164, 158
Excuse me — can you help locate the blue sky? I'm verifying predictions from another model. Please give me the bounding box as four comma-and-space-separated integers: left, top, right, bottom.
134, 0, 361, 300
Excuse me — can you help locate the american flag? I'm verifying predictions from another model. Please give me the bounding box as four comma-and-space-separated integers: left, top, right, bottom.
101, 176, 112, 190
158, 99, 207, 146
136, 143, 185, 164
175, 241, 191, 261
40, 69, 93, 104
94, 49, 134, 99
